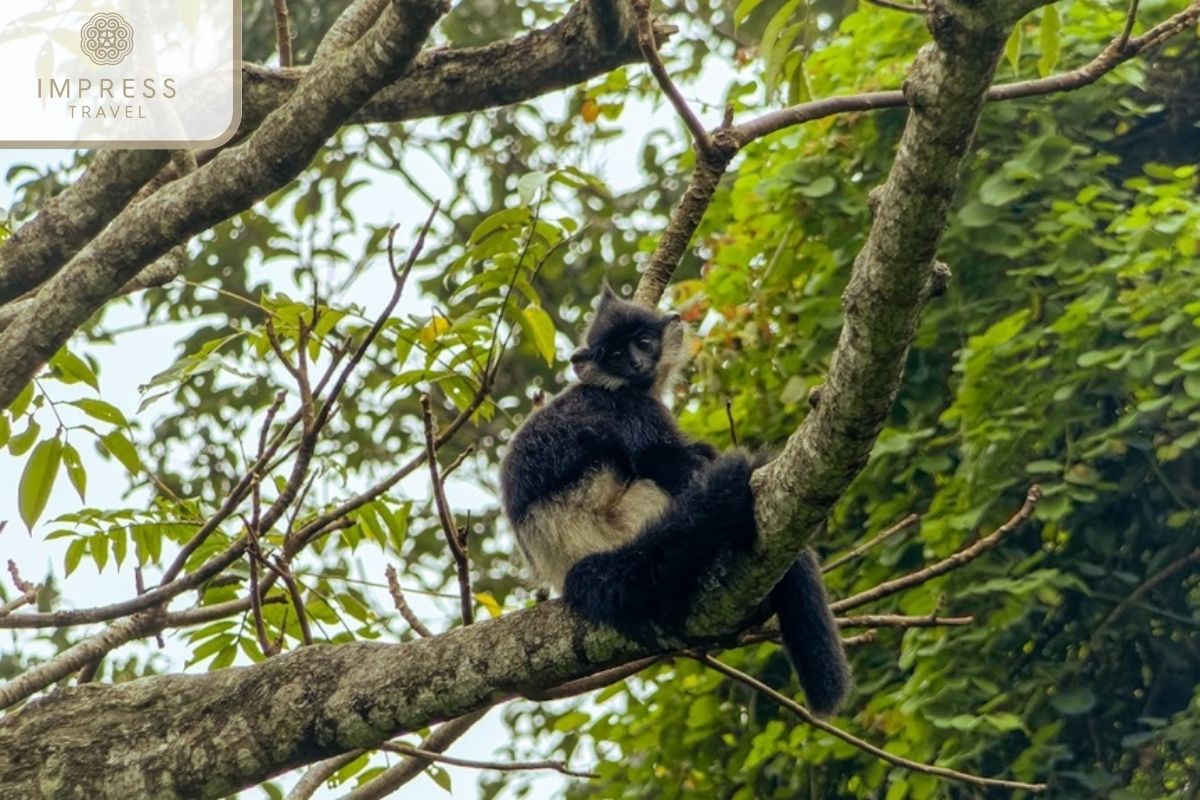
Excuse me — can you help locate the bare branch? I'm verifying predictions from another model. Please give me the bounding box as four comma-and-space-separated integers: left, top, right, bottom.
273, 0, 294, 67
0, 610, 165, 710
386, 565, 435, 638
0, 0, 448, 410
524, 656, 663, 701
342, 711, 488, 800
421, 393, 474, 625
0, 560, 39, 620
289, 751, 365, 800
1089, 547, 1200, 649
313, 0, 391, 63
822, 513, 920, 573
382, 741, 598, 779
1118, 0, 1141, 51
629, 0, 713, 158
0, 151, 167, 305
831, 487, 1041, 614
865, 0, 927, 13
693, 653, 1047, 793
837, 613, 972, 629
273, 557, 315, 647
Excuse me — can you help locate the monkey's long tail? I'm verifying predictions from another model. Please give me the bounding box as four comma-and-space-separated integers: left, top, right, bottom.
771, 549, 852, 716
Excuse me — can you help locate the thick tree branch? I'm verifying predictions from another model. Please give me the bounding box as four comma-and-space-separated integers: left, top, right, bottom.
683, 0, 1024, 639
0, 604, 643, 798
0, 151, 168, 306
0, 0, 656, 344
0, 0, 448, 410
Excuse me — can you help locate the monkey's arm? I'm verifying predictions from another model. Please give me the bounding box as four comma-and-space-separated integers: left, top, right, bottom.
634, 440, 714, 496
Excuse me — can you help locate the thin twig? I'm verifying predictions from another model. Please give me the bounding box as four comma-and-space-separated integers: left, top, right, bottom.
386, 564, 434, 638
864, 0, 927, 13
1089, 547, 1200, 650
693, 653, 1047, 793
289, 751, 366, 800
841, 630, 877, 647
525, 656, 664, 701
381, 742, 599, 780
832, 487, 1041, 614
247, 529, 277, 656
273, 0, 294, 67
724, 396, 738, 446
1, 560, 39, 620
629, 0, 714, 158
342, 711, 488, 800
441, 445, 475, 479
839, 613, 972, 629
0, 559, 40, 620
1118, 0, 1141, 51
822, 513, 920, 573
421, 393, 473, 625
273, 556, 314, 646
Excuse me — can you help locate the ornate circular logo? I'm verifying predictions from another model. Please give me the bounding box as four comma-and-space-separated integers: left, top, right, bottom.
80, 12, 134, 66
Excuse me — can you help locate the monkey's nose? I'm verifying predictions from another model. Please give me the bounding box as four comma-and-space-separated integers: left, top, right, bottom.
570, 347, 591, 365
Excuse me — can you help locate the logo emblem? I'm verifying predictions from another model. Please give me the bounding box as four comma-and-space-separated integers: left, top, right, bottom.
80, 12, 134, 66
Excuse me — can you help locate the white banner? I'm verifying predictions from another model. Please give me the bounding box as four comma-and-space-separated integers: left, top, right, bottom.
0, 0, 241, 148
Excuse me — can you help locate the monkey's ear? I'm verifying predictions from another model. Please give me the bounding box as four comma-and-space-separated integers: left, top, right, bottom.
599, 281, 617, 305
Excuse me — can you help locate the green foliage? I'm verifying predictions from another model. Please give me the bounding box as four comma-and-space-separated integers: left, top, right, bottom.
2, 1, 1198, 798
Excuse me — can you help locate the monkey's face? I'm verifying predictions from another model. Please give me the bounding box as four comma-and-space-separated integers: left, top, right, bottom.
571, 286, 684, 393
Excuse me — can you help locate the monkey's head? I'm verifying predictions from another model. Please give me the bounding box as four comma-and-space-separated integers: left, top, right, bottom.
570, 285, 686, 395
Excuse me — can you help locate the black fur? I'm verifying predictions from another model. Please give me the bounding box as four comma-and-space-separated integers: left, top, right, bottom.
563, 451, 758, 638
500, 288, 851, 715
772, 550, 852, 716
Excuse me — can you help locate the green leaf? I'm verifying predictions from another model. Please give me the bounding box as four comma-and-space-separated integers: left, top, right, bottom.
101, 431, 142, 475
553, 709, 591, 733
19, 437, 62, 531
1005, 23, 1022, 74
733, 0, 766, 27
1037, 6, 1061, 77
7, 382, 34, 417
62, 442, 87, 501
517, 171, 548, 205
88, 531, 108, 571
797, 175, 836, 198
427, 765, 452, 793
987, 712, 1026, 732
1051, 687, 1096, 715
50, 348, 99, 391
9, 419, 41, 456
68, 398, 128, 427
111, 526, 128, 567
520, 306, 557, 366
64, 538, 86, 576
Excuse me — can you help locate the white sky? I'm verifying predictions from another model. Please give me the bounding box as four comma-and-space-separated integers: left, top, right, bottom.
0, 37, 742, 798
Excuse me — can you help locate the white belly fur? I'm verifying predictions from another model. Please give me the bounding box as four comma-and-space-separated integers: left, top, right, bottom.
516, 468, 671, 591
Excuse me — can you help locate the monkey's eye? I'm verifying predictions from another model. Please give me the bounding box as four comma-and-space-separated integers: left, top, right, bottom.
634, 336, 655, 349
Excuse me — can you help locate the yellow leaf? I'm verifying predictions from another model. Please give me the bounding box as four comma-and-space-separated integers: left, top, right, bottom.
474, 592, 503, 619
419, 315, 450, 347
